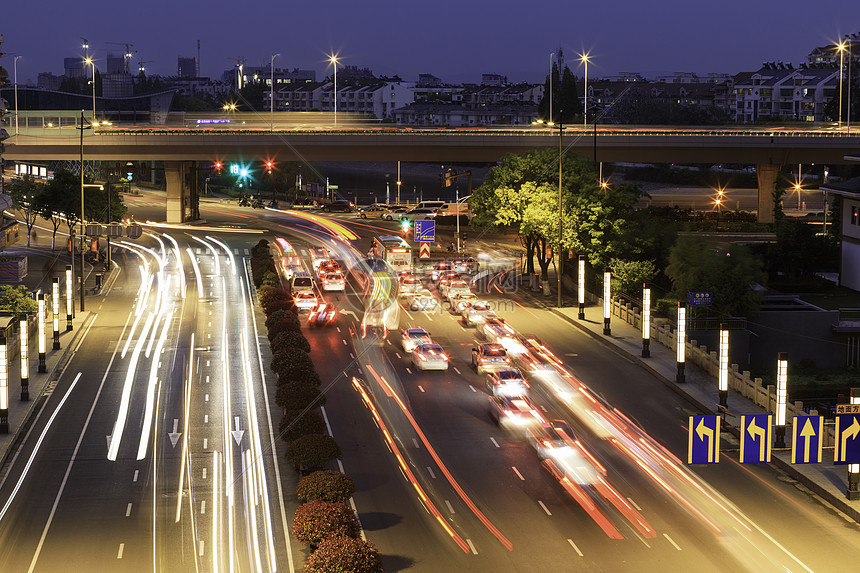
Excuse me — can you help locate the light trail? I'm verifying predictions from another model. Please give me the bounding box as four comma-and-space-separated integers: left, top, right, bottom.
206, 235, 237, 276
192, 236, 221, 276
136, 308, 173, 460
175, 332, 195, 523
186, 247, 204, 298
163, 233, 187, 299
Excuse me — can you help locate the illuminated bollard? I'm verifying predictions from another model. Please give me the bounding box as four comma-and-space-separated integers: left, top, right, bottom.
66, 265, 73, 331
38, 294, 47, 372
577, 256, 585, 320
602, 268, 611, 336
20, 316, 29, 401
718, 324, 729, 410
52, 278, 61, 350
0, 336, 8, 433
641, 284, 651, 358
676, 303, 686, 383
775, 353, 788, 449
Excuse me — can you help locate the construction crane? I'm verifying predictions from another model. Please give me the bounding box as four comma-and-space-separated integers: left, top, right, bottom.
105, 42, 136, 74
137, 60, 151, 74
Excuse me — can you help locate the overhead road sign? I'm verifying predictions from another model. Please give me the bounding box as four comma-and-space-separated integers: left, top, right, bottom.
740, 414, 772, 463
791, 416, 823, 464
688, 415, 720, 464
415, 220, 435, 242
834, 414, 860, 465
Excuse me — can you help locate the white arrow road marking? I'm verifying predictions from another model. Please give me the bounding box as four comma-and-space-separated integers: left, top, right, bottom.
232, 416, 245, 446
168, 418, 181, 448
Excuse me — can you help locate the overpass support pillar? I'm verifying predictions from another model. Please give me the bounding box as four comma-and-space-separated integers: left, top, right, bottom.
165, 161, 195, 223
755, 163, 781, 224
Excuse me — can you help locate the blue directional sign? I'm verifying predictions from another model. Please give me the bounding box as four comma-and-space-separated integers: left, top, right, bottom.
791, 415, 823, 464
688, 415, 720, 464
687, 291, 713, 307
834, 413, 860, 465
740, 414, 772, 463
414, 220, 436, 242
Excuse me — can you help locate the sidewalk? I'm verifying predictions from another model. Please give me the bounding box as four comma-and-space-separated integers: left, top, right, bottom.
515, 281, 860, 522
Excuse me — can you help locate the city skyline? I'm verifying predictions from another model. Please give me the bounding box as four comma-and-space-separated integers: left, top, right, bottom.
4, 0, 860, 86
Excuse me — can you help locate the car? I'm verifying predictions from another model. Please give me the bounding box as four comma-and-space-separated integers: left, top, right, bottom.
450, 292, 478, 314
398, 208, 438, 223
401, 327, 432, 353
308, 303, 338, 327
322, 272, 345, 291
440, 280, 471, 302
489, 395, 546, 429
471, 342, 511, 374
399, 275, 422, 296
411, 343, 450, 371
317, 260, 341, 280
290, 273, 314, 296
294, 291, 318, 311
528, 420, 604, 486
435, 270, 461, 289
323, 200, 353, 212
452, 257, 479, 274
515, 336, 562, 373
430, 262, 453, 281
310, 249, 331, 271
406, 289, 439, 312
486, 368, 529, 397
462, 300, 497, 326
359, 205, 393, 219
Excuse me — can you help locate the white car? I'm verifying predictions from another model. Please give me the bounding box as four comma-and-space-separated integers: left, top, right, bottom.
310, 248, 331, 271
462, 301, 497, 326
450, 292, 478, 314
486, 369, 529, 397
528, 420, 604, 486
489, 395, 546, 430
440, 280, 471, 301
412, 343, 449, 371
322, 272, 345, 291
478, 318, 526, 355
399, 275, 422, 296
406, 289, 439, 312
401, 327, 432, 353
452, 257, 479, 274
294, 291, 318, 311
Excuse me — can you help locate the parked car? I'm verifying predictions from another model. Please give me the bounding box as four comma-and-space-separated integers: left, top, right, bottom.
359, 205, 394, 219
323, 200, 353, 212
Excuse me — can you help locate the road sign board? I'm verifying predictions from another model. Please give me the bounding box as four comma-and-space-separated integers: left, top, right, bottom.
740, 414, 772, 463
415, 220, 436, 242
419, 242, 431, 259
86, 224, 103, 237
687, 291, 713, 306
688, 415, 720, 464
791, 415, 823, 464
834, 414, 860, 465
126, 224, 143, 239
836, 404, 860, 414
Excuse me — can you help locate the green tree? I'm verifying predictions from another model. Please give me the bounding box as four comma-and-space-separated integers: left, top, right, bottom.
557, 66, 583, 123
292, 501, 359, 547
8, 175, 46, 247
285, 433, 342, 469
280, 409, 327, 442
0, 285, 38, 314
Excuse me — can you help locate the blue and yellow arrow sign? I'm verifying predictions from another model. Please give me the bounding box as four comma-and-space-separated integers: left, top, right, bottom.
740, 414, 772, 463
791, 416, 823, 464
834, 414, 860, 465
688, 415, 720, 464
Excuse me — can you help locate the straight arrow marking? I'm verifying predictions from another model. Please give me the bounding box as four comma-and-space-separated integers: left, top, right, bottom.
232, 416, 245, 446
800, 417, 816, 463
168, 418, 181, 448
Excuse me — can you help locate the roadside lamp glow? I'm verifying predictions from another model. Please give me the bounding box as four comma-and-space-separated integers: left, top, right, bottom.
676, 303, 686, 383
602, 268, 611, 335
38, 294, 46, 372
577, 256, 585, 320
775, 352, 788, 448
52, 278, 60, 350
718, 324, 729, 409
65, 265, 73, 330
641, 285, 651, 358
0, 336, 7, 433
239, 168, 249, 178
20, 316, 29, 401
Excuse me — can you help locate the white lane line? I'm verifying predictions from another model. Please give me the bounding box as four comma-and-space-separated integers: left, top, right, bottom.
539, 405, 548, 412
406, 368, 412, 374
412, 438, 420, 449
567, 539, 584, 557
336, 327, 341, 333
537, 501, 552, 516
132, 470, 139, 482
512, 467, 525, 481
469, 385, 477, 393
205, 375, 210, 384
117, 543, 124, 559
205, 394, 209, 402
427, 467, 436, 479
466, 539, 478, 555
199, 540, 205, 557
202, 468, 207, 479
418, 385, 425, 393
125, 503, 132, 517
208, 321, 211, 327
342, 339, 347, 345
444, 500, 455, 514
204, 415, 208, 423
206, 360, 210, 367
395, 352, 402, 359
203, 438, 208, 449
489, 437, 500, 448
453, 367, 461, 374
201, 500, 206, 514
664, 533, 682, 551
627, 497, 642, 511
349, 353, 355, 359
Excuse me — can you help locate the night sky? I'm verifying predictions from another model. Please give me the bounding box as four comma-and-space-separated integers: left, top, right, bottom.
3, 0, 859, 85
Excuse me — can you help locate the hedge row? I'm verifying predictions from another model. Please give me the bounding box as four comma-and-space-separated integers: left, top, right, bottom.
251, 239, 383, 571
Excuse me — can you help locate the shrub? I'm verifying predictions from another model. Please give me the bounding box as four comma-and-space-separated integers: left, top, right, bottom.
280, 409, 327, 442
261, 270, 281, 288
271, 330, 312, 354
251, 239, 271, 259
285, 433, 341, 469
251, 257, 276, 288
266, 298, 297, 315
267, 315, 303, 340
275, 383, 326, 411
304, 536, 383, 573
261, 288, 292, 313
271, 348, 315, 378
278, 366, 322, 388
292, 501, 359, 547
297, 470, 355, 504
266, 308, 300, 330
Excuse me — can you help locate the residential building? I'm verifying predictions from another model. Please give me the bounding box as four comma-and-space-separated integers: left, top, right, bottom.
272, 80, 414, 119
391, 102, 538, 127
732, 63, 838, 122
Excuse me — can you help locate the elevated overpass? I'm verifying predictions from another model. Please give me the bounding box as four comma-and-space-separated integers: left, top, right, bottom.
3, 117, 860, 223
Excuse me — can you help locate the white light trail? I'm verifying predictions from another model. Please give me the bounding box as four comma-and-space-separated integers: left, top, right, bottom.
163, 233, 187, 299
206, 236, 237, 276
186, 247, 204, 300
192, 236, 221, 276
176, 333, 195, 522
136, 308, 173, 460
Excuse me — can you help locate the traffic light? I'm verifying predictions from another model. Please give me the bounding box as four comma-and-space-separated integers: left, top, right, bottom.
400, 218, 411, 233
265, 160, 274, 174
213, 161, 223, 174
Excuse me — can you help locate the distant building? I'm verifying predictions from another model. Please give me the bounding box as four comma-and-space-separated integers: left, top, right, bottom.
392, 102, 538, 127
223, 65, 316, 91
37, 72, 62, 91
63, 57, 85, 80
273, 80, 415, 119
481, 73, 506, 87
106, 53, 126, 74
102, 74, 133, 98
178, 56, 197, 79
732, 64, 838, 122
806, 34, 859, 65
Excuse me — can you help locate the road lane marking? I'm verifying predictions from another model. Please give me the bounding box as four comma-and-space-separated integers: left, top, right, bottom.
395, 352, 402, 359
204, 415, 208, 423
126, 503, 132, 517
406, 368, 412, 374
342, 339, 347, 345
539, 405, 548, 412
133, 470, 139, 482
664, 533, 681, 551
567, 539, 584, 557
202, 468, 207, 479
427, 467, 436, 479
201, 500, 206, 514
469, 385, 477, 393
453, 367, 461, 374
512, 467, 525, 481
349, 353, 355, 359
205, 394, 209, 402
445, 500, 455, 514
205, 376, 209, 384
466, 539, 478, 555
627, 497, 642, 511
489, 437, 500, 448
413, 438, 420, 449
537, 501, 552, 515
117, 543, 124, 559
336, 327, 341, 333
203, 438, 208, 449
199, 540, 205, 556
418, 385, 425, 392
206, 360, 210, 367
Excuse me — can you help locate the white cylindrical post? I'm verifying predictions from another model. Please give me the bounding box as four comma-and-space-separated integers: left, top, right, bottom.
718, 324, 729, 409
0, 336, 7, 433
641, 285, 651, 358
65, 265, 73, 330
38, 294, 46, 372
676, 303, 686, 383
602, 268, 611, 335
577, 256, 585, 319
775, 352, 788, 448
52, 278, 60, 349
20, 317, 29, 401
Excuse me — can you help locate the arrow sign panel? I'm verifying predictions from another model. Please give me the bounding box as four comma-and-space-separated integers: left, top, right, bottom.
791, 415, 823, 464
415, 220, 436, 242
688, 415, 720, 464
740, 414, 772, 463
419, 242, 431, 259
834, 414, 860, 465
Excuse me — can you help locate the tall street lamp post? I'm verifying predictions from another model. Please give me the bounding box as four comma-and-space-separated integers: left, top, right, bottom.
328, 54, 340, 125
270, 53, 279, 132
548, 52, 554, 122
557, 118, 563, 307
838, 40, 846, 128
580, 52, 591, 125
13, 55, 21, 136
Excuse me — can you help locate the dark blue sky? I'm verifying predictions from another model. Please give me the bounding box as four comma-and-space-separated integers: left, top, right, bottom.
4, 0, 859, 85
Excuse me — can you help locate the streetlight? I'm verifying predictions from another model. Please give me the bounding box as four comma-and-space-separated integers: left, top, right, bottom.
579, 52, 591, 125
328, 53, 340, 125
270, 53, 280, 132
775, 352, 788, 449
222, 102, 238, 111
13, 55, 21, 136
84, 56, 96, 122
77, 112, 105, 312
532, 116, 565, 307
718, 324, 729, 410
548, 52, 554, 123
837, 40, 847, 128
